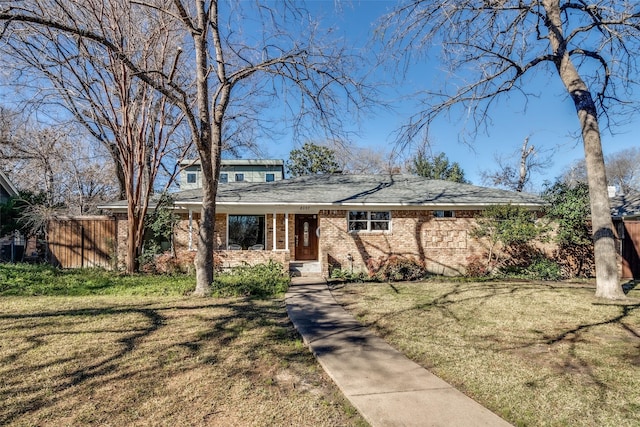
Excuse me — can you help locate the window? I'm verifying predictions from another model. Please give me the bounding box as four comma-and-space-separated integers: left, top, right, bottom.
220, 173, 228, 183
228, 215, 265, 249
186, 172, 197, 184
348, 211, 391, 232
265, 173, 275, 182
434, 210, 455, 218
235, 173, 244, 182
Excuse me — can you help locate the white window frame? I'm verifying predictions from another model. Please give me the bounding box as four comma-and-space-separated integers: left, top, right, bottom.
347, 211, 391, 233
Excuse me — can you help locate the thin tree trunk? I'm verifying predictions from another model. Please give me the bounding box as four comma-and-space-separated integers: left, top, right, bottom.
543, 0, 624, 299
126, 209, 140, 273
516, 137, 533, 192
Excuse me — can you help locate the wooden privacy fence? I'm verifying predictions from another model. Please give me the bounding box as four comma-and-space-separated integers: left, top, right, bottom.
47, 216, 116, 269
621, 220, 640, 279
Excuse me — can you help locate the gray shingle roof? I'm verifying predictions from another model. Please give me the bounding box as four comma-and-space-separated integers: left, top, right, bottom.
99, 174, 545, 211
176, 174, 544, 207
610, 191, 640, 218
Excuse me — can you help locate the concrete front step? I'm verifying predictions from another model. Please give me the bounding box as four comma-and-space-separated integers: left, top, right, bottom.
290, 261, 322, 277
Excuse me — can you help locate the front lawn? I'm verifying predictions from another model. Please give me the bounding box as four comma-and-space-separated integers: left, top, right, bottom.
331, 279, 640, 427
0, 265, 366, 426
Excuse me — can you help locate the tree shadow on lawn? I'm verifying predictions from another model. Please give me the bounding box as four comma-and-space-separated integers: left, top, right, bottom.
0, 297, 312, 426
333, 280, 640, 419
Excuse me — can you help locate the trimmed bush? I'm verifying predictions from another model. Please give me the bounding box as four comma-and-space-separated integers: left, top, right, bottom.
212, 260, 290, 298
367, 255, 430, 282
524, 257, 563, 281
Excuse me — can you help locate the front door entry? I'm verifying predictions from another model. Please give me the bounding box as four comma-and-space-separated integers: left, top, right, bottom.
295, 215, 318, 260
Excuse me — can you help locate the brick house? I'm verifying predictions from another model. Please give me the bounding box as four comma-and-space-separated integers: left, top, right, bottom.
102, 172, 546, 276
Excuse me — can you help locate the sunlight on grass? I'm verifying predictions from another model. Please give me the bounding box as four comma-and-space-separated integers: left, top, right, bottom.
332, 280, 640, 427
0, 264, 363, 426
0, 295, 366, 426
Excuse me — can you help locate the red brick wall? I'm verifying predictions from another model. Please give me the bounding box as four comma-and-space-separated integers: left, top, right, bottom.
118, 209, 558, 277
119, 212, 292, 270
319, 209, 489, 276
216, 249, 290, 270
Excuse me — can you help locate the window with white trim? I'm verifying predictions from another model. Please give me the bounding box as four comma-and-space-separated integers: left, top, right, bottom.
348, 211, 391, 232
186, 172, 197, 184
220, 173, 228, 183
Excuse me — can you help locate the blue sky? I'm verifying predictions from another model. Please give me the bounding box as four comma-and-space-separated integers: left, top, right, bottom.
266, 1, 640, 192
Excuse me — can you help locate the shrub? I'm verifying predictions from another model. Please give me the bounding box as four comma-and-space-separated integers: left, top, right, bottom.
465, 255, 489, 278
525, 257, 563, 281
212, 260, 290, 298
330, 268, 367, 282
368, 255, 429, 282
497, 256, 563, 281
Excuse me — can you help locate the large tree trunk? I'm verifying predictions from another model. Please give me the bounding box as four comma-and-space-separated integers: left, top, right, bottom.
193, 165, 215, 296
581, 116, 624, 299
191, 0, 215, 296
543, 0, 624, 299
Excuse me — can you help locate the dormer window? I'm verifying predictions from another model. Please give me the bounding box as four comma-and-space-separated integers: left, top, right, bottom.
186, 173, 197, 184
266, 173, 275, 182
220, 173, 228, 183
235, 173, 244, 182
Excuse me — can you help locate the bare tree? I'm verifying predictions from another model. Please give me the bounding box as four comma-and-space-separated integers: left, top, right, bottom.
324, 140, 400, 174
0, 1, 369, 293
482, 137, 553, 192
0, 109, 119, 214
563, 147, 640, 194
380, 1, 639, 299
1, 1, 193, 273
602, 147, 640, 194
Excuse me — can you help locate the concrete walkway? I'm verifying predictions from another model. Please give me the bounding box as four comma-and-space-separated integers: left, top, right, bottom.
285, 277, 512, 427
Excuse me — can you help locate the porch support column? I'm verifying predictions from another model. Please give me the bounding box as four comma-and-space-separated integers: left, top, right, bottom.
188, 209, 193, 251
285, 213, 289, 251
272, 212, 277, 251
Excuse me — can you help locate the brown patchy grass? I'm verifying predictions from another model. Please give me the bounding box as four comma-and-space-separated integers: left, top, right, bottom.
0, 296, 366, 426
331, 279, 640, 427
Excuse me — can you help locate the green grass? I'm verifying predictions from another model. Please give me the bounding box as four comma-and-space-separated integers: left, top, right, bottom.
0, 264, 366, 426
0, 262, 292, 298
331, 279, 640, 427
0, 263, 196, 296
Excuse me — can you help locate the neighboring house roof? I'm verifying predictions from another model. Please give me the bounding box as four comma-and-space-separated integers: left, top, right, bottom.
0, 169, 18, 198
100, 174, 545, 213
610, 191, 640, 219
179, 159, 285, 168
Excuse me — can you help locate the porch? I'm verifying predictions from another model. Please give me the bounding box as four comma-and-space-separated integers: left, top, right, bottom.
173, 208, 322, 275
